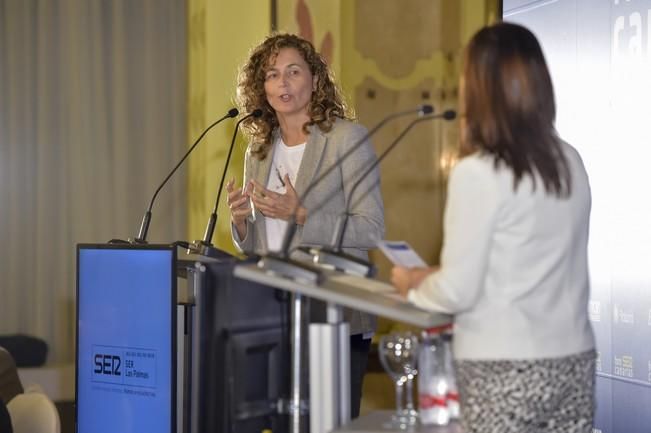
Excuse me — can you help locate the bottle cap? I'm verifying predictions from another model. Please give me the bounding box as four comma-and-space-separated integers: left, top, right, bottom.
424, 324, 453, 335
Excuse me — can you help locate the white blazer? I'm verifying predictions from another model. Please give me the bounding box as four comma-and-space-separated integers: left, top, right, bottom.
409, 141, 595, 360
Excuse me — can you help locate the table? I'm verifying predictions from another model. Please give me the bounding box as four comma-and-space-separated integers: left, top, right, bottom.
332, 411, 462, 433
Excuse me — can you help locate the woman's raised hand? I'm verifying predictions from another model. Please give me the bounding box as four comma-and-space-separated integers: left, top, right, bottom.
250, 175, 305, 222
226, 178, 253, 239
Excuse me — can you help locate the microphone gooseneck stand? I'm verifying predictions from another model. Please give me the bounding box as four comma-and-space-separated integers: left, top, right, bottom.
124, 108, 239, 244
257, 104, 435, 283
188, 109, 263, 258
311, 110, 458, 276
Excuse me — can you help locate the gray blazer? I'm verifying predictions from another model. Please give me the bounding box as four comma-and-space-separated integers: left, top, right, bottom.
232, 118, 385, 335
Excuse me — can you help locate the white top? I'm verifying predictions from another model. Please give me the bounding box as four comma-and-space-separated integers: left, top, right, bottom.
265, 136, 306, 252
408, 142, 595, 360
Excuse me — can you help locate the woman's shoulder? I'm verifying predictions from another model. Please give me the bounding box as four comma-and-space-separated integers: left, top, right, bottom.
448, 154, 504, 198
453, 152, 496, 178
557, 139, 590, 189
325, 118, 368, 138
558, 139, 584, 165
319, 119, 370, 155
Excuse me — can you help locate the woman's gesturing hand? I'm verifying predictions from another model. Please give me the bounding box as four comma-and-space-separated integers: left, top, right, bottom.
391, 266, 437, 298
250, 175, 307, 224
226, 179, 253, 239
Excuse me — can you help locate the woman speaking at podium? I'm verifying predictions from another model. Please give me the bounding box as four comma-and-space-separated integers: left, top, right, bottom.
226, 33, 384, 418
391, 23, 596, 433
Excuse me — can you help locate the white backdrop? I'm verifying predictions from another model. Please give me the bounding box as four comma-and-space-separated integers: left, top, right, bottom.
504, 1, 651, 432
0, 0, 187, 363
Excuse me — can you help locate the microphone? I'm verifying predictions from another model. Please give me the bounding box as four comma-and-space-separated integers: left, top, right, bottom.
127, 108, 239, 244
310, 110, 458, 275
257, 104, 433, 283
189, 108, 263, 258
281, 104, 433, 256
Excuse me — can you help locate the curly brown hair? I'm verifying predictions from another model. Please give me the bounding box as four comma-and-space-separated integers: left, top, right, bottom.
236, 33, 351, 160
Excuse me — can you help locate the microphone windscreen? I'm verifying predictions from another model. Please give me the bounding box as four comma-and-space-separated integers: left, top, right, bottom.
420, 104, 434, 115
227, 108, 239, 118
251, 108, 263, 118
443, 110, 457, 120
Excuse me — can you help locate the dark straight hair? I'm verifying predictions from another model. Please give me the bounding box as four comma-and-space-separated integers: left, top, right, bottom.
461, 22, 571, 197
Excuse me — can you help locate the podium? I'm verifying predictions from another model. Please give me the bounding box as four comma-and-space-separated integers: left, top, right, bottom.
76, 244, 292, 433
233, 263, 452, 433
179, 255, 291, 433
76, 244, 179, 433
76, 244, 451, 433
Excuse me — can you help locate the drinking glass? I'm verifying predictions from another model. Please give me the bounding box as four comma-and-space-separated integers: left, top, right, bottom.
378, 332, 419, 425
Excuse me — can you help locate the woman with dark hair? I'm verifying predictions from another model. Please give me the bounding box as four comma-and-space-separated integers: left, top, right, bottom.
226, 33, 384, 417
391, 22, 595, 432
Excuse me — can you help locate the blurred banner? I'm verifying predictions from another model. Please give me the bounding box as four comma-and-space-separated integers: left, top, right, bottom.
504, 1, 651, 432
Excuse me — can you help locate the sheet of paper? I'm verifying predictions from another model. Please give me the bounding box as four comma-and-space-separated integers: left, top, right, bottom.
377, 240, 428, 267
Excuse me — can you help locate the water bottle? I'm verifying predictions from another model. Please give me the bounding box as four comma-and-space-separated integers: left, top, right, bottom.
418, 328, 449, 425
442, 331, 460, 419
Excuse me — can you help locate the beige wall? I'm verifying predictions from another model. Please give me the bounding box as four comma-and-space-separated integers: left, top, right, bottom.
186, 0, 270, 252
341, 0, 497, 281
272, 0, 497, 279
276, 0, 342, 77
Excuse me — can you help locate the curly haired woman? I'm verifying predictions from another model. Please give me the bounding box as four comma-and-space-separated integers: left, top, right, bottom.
226, 33, 384, 418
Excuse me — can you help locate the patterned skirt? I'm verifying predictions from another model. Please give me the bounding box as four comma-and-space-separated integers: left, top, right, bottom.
454, 350, 596, 433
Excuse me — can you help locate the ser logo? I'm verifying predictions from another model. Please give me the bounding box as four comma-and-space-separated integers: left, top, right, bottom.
94, 353, 121, 376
